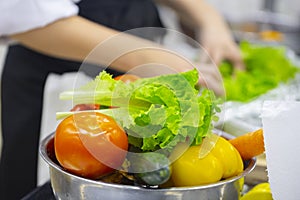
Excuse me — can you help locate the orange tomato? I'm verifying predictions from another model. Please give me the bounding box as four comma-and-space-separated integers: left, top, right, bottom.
54, 112, 128, 179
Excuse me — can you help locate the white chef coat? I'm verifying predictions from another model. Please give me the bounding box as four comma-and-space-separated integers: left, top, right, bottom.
0, 0, 80, 36
0, 0, 82, 186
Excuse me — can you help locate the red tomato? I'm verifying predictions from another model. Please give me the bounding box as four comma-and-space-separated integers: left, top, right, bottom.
70, 104, 101, 111
114, 74, 140, 83
54, 112, 128, 179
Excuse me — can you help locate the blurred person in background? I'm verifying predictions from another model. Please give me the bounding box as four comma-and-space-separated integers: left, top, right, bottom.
0, 0, 243, 199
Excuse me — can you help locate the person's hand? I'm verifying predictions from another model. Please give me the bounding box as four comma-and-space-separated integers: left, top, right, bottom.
157, 0, 245, 71
199, 25, 245, 71
194, 62, 225, 96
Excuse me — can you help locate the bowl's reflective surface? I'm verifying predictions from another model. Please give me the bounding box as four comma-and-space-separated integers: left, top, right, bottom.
40, 133, 256, 200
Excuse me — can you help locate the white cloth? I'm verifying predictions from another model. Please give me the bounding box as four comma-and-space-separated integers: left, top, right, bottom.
262, 101, 300, 200
38, 71, 92, 186
0, 0, 79, 36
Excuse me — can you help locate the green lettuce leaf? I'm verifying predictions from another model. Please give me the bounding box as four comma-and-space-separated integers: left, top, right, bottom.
59, 69, 219, 152
219, 41, 300, 102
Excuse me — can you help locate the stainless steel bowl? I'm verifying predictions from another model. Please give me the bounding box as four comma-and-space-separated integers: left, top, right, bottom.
40, 133, 256, 200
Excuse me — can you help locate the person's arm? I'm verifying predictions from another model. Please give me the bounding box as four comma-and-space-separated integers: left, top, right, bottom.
10, 15, 224, 95
11, 16, 116, 64
10, 16, 181, 72
156, 0, 244, 70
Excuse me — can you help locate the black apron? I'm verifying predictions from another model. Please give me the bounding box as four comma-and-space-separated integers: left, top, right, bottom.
0, 1, 163, 199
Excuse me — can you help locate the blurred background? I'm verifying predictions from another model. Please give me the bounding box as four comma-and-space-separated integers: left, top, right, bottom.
207, 0, 300, 54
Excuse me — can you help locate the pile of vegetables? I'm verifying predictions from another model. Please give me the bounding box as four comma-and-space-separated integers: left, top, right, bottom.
220, 42, 300, 102
54, 69, 254, 188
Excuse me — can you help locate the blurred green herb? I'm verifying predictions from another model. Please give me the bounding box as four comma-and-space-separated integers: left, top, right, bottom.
219, 41, 300, 102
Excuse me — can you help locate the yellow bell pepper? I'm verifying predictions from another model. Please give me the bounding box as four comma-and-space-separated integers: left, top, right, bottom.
171, 134, 244, 187
241, 182, 273, 200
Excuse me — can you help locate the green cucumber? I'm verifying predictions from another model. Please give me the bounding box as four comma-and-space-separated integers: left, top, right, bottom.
128, 152, 171, 187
